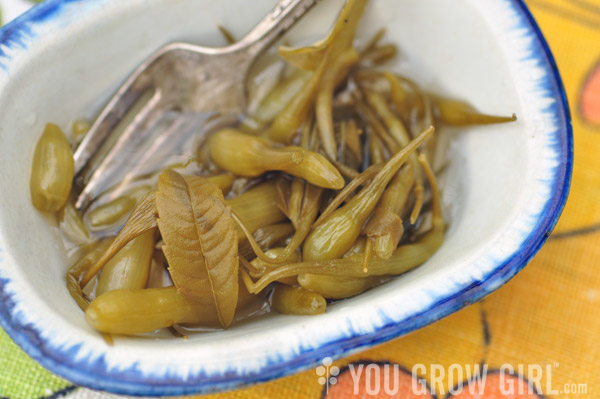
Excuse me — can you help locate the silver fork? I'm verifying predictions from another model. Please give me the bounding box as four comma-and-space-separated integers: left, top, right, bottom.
73, 0, 320, 211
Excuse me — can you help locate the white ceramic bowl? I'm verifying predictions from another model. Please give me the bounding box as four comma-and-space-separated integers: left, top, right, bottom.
0, 0, 571, 396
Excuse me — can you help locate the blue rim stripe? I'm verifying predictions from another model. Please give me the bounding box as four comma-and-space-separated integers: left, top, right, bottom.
0, 0, 573, 396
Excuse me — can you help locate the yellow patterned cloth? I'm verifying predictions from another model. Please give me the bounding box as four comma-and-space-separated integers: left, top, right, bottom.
0, 0, 599, 398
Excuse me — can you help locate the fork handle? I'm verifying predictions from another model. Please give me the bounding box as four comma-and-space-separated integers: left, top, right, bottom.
234, 0, 321, 59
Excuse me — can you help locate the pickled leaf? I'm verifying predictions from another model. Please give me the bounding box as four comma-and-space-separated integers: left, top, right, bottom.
156, 170, 238, 328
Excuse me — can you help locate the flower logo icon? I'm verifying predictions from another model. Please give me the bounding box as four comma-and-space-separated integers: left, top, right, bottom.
316, 357, 340, 393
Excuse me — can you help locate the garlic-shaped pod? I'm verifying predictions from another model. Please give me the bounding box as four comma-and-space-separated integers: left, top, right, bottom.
207, 128, 343, 189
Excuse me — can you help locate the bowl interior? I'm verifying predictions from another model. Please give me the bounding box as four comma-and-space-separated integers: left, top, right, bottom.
0, 0, 567, 394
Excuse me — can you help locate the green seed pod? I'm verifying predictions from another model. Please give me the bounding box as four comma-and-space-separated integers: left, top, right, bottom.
252, 69, 311, 124
85, 286, 206, 334
87, 186, 151, 229
250, 247, 300, 285
30, 123, 74, 212
284, 147, 345, 189
225, 181, 287, 240
432, 95, 517, 126
272, 285, 326, 315
238, 223, 294, 260
365, 164, 414, 259
303, 127, 433, 261
206, 173, 235, 193
298, 273, 382, 299
88, 197, 136, 228
86, 281, 260, 334
208, 129, 343, 189
96, 229, 156, 296
364, 88, 411, 147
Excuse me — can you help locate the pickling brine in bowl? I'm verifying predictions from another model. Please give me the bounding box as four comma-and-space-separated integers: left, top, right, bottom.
0, 0, 571, 395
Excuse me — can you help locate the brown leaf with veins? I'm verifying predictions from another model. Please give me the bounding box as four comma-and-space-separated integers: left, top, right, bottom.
156, 170, 239, 327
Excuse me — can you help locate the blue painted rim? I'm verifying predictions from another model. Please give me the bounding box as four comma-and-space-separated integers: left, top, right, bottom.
0, 0, 572, 396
